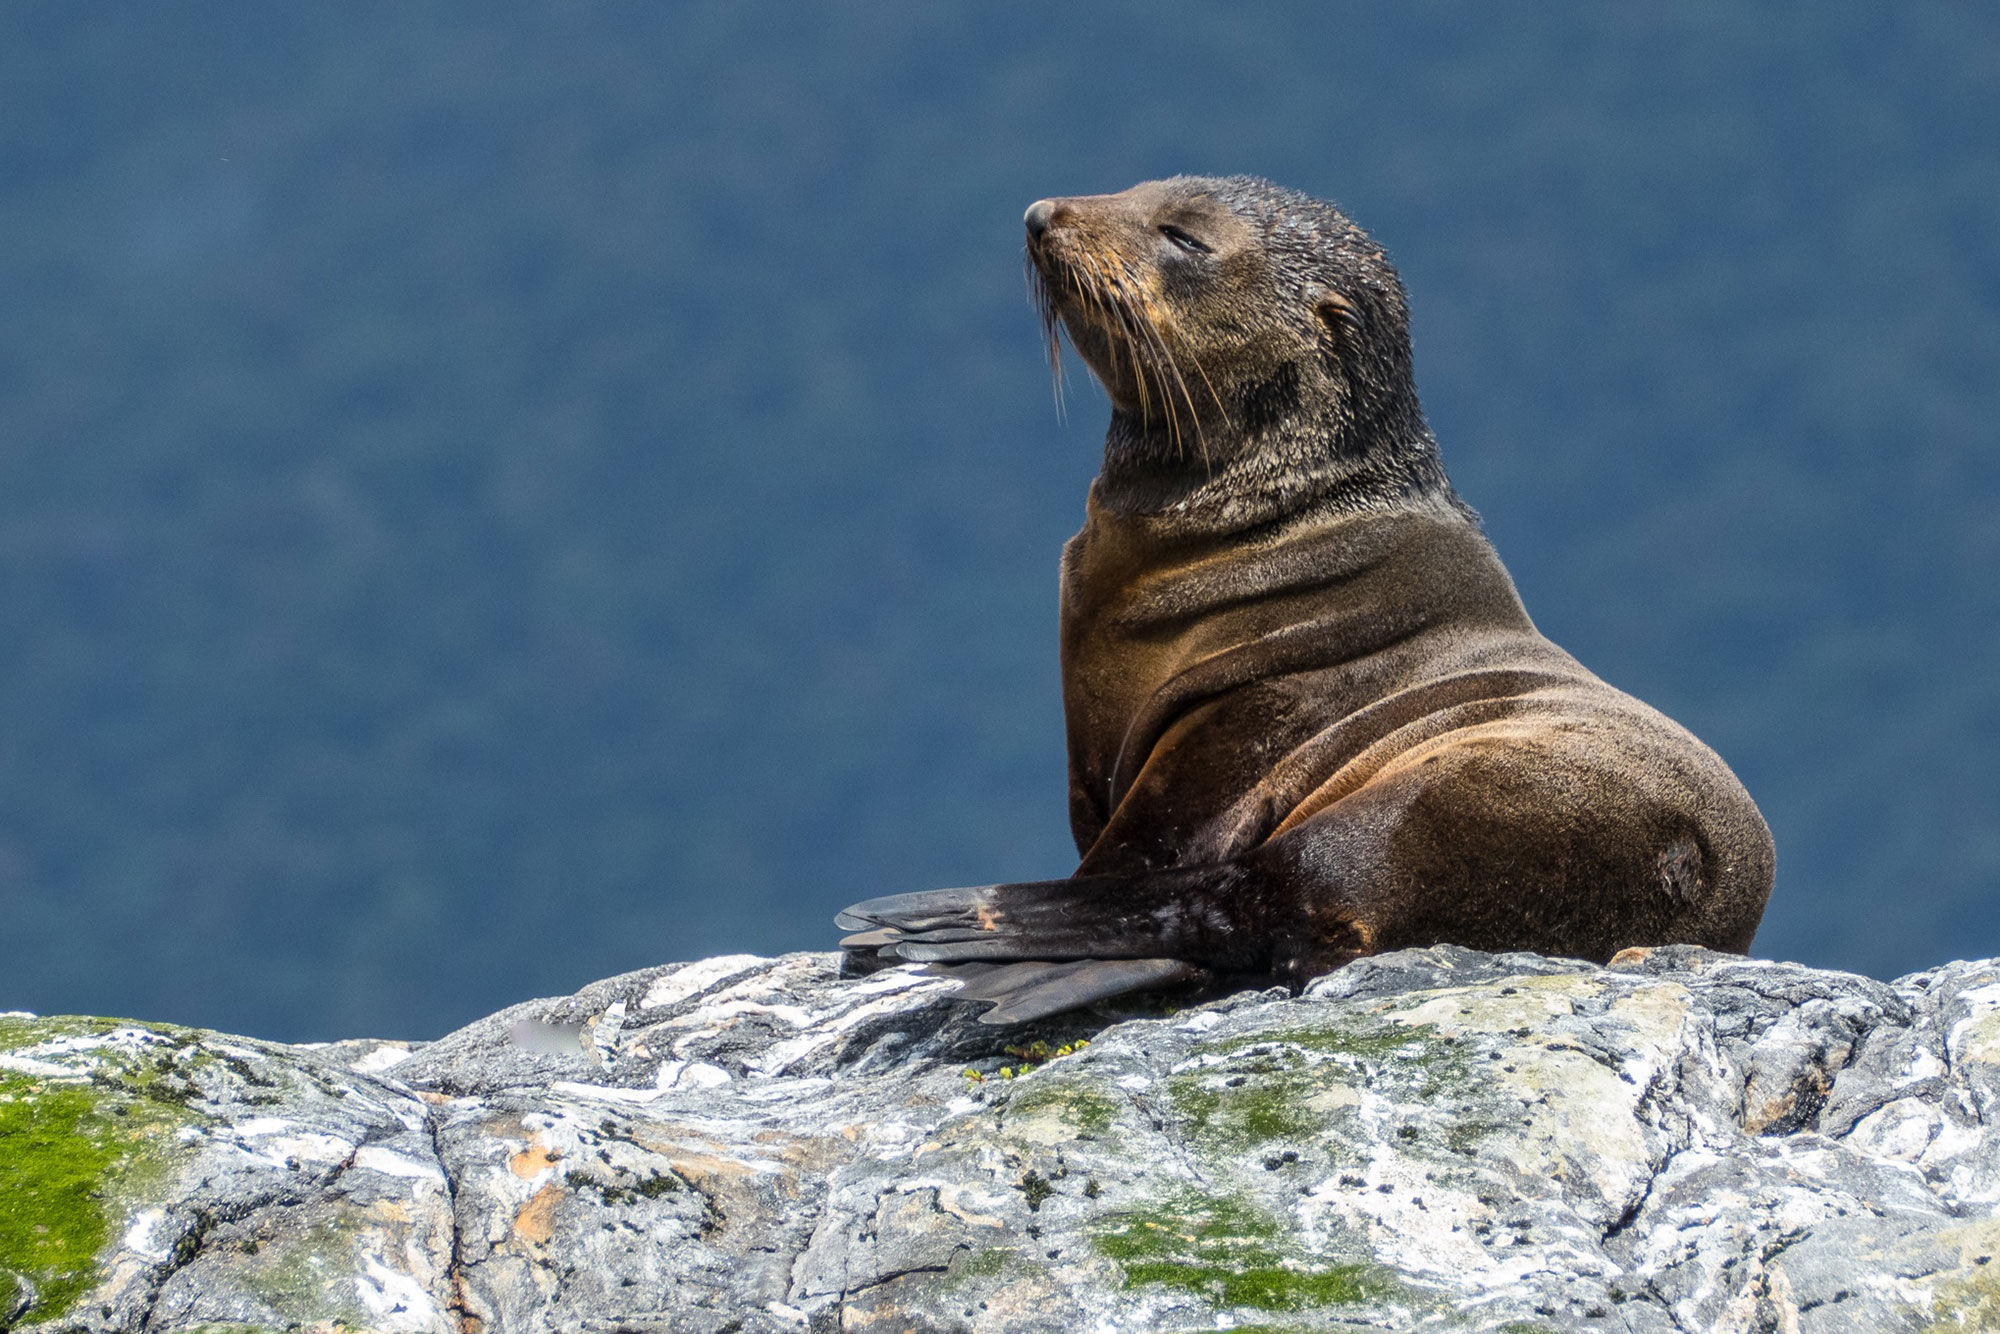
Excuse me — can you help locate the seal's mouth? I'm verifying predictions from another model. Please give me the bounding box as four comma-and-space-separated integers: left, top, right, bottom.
1025, 218, 1221, 452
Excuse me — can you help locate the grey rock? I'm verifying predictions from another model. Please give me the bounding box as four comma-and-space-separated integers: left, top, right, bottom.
6, 947, 2000, 1331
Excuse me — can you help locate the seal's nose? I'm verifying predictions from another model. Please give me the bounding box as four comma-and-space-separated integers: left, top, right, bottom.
1024, 199, 1056, 240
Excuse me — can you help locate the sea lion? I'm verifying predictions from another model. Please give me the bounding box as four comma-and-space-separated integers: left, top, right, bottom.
837, 175, 1775, 1025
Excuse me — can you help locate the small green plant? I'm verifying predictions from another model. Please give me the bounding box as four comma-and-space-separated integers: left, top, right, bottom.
1018, 1170, 1055, 1211
962, 1038, 1090, 1084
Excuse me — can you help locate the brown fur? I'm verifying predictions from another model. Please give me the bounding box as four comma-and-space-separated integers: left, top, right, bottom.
837, 176, 1774, 1020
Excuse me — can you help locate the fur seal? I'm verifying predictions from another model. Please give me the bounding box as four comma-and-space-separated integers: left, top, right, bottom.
838, 176, 1775, 1024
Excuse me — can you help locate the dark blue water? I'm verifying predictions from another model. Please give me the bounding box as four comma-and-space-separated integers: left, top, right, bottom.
2, 6, 1995, 1039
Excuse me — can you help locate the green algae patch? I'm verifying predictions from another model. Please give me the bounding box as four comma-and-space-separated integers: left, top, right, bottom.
1170, 1017, 1480, 1157
0, 1079, 114, 1322
1168, 1067, 1326, 1147
1922, 1220, 2000, 1332
1119, 1261, 1379, 1310
4, 1014, 239, 1113
1003, 1079, 1119, 1137
1, 1019, 210, 1323
0, 1072, 185, 1323
0, 1016, 120, 1051
941, 1245, 1049, 1294
1199, 1022, 1416, 1061
1091, 1190, 1399, 1315
1924, 1266, 2000, 1332
230, 1220, 372, 1328
950, 1248, 1012, 1281
0, 1014, 201, 1053
1196, 1018, 1476, 1098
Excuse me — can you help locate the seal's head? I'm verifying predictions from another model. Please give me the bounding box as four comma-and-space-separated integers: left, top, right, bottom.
1025, 175, 1464, 527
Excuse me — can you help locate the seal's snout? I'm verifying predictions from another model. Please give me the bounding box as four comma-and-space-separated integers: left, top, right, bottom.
1024, 198, 1057, 240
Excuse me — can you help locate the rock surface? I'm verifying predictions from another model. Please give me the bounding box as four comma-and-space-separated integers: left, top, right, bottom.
5, 946, 2000, 1332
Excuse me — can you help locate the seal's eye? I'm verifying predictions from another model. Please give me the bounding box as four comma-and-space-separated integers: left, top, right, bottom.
1158, 224, 1212, 255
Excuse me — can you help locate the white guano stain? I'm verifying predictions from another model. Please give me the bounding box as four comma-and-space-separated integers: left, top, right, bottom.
354, 1144, 447, 1185
357, 1251, 444, 1330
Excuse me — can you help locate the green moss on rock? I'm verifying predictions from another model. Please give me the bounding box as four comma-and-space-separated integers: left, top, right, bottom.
231, 1220, 371, 1327
0, 1019, 206, 1324
1169, 1017, 1480, 1162
1168, 1067, 1327, 1146
1200, 1018, 1473, 1094
1090, 1189, 1399, 1314
1925, 1265, 2000, 1332
0, 1078, 131, 1322
951, 1248, 1012, 1281
1003, 1080, 1119, 1136
1118, 1259, 1380, 1309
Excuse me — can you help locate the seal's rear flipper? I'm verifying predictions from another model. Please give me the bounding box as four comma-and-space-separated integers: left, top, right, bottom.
836, 868, 1261, 1019
835, 884, 1024, 938
928, 957, 1205, 1025
839, 867, 1253, 962
834, 863, 1263, 1014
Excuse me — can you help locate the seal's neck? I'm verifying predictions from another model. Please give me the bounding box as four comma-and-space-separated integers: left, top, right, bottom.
1094, 408, 1471, 536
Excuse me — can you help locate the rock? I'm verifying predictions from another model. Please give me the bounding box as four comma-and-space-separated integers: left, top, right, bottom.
5, 946, 2000, 1332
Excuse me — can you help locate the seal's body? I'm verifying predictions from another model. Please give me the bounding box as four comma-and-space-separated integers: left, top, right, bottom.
838, 177, 1774, 1024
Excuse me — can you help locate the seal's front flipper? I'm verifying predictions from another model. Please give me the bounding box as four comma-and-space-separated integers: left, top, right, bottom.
928, 957, 1205, 1025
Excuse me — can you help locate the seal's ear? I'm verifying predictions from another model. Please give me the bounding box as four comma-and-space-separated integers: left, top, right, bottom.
1314, 292, 1365, 375
1316, 291, 1365, 336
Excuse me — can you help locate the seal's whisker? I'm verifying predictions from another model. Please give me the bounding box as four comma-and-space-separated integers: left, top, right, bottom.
1098, 257, 1185, 457
1033, 240, 1206, 462
1066, 255, 1117, 399
1160, 338, 1205, 470
1133, 314, 1183, 458
1027, 258, 1068, 422
1129, 301, 1183, 458
1116, 258, 1209, 447
1090, 254, 1158, 429
1114, 264, 1199, 465
1178, 339, 1232, 431
1133, 299, 1204, 466
1116, 302, 1170, 448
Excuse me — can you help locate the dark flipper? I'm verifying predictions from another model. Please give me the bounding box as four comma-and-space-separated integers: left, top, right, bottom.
839, 866, 1259, 963
834, 886, 999, 935
835, 864, 1263, 1022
